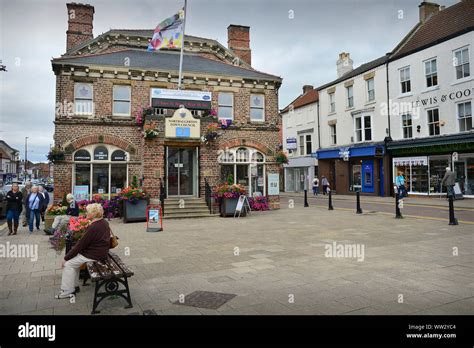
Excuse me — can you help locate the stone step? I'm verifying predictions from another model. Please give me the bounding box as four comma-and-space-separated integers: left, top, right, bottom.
163, 212, 220, 219
163, 207, 212, 214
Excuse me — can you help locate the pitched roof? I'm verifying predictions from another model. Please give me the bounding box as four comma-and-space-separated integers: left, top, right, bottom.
391, 0, 474, 60
281, 89, 319, 113
316, 55, 388, 91
52, 49, 281, 81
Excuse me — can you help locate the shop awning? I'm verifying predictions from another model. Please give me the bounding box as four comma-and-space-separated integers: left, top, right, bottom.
387, 133, 474, 156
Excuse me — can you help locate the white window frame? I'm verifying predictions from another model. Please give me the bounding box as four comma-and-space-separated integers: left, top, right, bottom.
74, 82, 94, 116
367, 78, 375, 102
346, 85, 354, 108
112, 85, 131, 116
250, 94, 265, 122
399, 66, 411, 94
72, 144, 129, 200
305, 134, 312, 155
299, 135, 305, 156
354, 115, 372, 142
401, 114, 413, 139
457, 101, 472, 132
329, 92, 335, 113
453, 46, 470, 80
330, 124, 337, 145
424, 58, 438, 88
218, 92, 234, 120
427, 108, 440, 136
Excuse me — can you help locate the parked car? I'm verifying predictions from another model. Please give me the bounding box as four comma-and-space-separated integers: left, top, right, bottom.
0, 191, 6, 218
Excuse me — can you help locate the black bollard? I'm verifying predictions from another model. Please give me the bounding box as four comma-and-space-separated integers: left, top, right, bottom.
448, 195, 458, 225
304, 189, 309, 207
356, 191, 363, 214
328, 190, 334, 210
395, 191, 403, 219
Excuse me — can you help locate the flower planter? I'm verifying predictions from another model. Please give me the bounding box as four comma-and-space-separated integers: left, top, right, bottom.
220, 198, 246, 217
123, 199, 148, 223
44, 214, 56, 231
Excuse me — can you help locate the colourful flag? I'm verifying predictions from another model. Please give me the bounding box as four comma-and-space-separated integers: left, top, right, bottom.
147, 9, 184, 51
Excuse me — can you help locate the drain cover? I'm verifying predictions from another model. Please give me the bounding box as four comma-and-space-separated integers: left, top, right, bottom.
174, 291, 236, 309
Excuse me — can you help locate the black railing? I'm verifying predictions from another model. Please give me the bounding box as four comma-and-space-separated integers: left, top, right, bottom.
204, 178, 213, 214
159, 179, 166, 216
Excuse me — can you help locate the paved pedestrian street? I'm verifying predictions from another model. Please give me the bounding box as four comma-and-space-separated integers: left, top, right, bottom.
0, 205, 473, 316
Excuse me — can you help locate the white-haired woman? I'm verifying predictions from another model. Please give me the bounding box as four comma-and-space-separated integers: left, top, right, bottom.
65, 193, 79, 217
56, 203, 110, 299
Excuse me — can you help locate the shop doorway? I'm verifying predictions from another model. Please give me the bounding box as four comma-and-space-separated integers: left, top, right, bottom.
166, 147, 198, 197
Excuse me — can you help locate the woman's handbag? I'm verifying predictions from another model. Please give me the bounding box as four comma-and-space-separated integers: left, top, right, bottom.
109, 227, 119, 249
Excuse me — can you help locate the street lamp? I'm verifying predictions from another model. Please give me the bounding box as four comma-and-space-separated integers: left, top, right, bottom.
24, 137, 29, 180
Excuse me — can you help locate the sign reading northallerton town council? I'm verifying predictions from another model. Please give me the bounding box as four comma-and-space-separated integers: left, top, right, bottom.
165, 107, 201, 139
151, 88, 212, 110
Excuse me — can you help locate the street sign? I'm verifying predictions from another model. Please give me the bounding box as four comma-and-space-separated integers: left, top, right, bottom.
452, 152, 458, 161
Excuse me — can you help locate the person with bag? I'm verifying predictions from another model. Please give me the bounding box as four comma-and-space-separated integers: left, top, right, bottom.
21, 181, 32, 227
26, 185, 44, 233
5, 183, 23, 235
312, 176, 320, 196
56, 203, 114, 299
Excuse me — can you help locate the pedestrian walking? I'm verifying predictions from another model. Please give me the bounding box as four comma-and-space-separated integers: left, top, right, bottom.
321, 176, 329, 195
441, 167, 456, 199
395, 171, 407, 198
39, 185, 50, 222
26, 185, 44, 233
312, 176, 320, 196
21, 181, 32, 227
5, 183, 23, 235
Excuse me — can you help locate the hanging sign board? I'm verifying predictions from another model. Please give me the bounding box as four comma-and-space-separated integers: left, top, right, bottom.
165, 107, 201, 139
286, 138, 297, 150
151, 88, 212, 110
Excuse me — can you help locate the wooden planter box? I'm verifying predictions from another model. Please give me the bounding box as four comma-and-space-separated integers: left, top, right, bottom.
44, 214, 56, 231
123, 199, 148, 223
220, 198, 246, 217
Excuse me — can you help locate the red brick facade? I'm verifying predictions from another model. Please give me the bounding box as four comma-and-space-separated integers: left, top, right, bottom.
53, 3, 282, 210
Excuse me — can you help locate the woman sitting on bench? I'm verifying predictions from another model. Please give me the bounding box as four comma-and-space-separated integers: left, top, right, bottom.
56, 203, 111, 299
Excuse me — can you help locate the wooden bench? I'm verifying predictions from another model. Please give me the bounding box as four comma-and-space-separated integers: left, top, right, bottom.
86, 251, 134, 314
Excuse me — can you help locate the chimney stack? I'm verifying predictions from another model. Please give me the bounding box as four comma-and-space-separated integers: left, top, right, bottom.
302, 85, 314, 95
227, 25, 251, 66
336, 52, 353, 78
66, 3, 95, 52
418, 2, 440, 23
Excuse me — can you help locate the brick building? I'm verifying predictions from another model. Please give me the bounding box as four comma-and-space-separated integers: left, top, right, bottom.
52, 3, 283, 213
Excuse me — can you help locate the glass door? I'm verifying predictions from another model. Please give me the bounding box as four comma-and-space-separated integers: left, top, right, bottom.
167, 147, 197, 196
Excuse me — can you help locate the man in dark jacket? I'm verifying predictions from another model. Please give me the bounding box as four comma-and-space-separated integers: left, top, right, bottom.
6, 183, 23, 235
441, 167, 456, 198
21, 181, 32, 226
39, 185, 50, 222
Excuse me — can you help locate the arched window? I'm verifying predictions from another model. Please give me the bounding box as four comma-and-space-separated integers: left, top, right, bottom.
74, 149, 91, 161
218, 147, 266, 196
73, 145, 129, 201
94, 146, 108, 161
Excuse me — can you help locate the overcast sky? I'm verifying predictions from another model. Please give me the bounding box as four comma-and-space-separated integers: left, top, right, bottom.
0, 0, 458, 163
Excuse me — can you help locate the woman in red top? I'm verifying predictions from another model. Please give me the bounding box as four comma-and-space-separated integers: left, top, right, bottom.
56, 203, 111, 299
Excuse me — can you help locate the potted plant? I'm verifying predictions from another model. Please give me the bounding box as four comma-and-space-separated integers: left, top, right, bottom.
44, 204, 67, 231
275, 150, 289, 164
47, 146, 66, 164
248, 195, 270, 211
201, 123, 220, 145
119, 177, 150, 223
143, 125, 159, 140
213, 183, 247, 217
50, 215, 91, 252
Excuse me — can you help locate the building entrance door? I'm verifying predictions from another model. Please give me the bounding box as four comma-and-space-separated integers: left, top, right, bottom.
167, 147, 197, 196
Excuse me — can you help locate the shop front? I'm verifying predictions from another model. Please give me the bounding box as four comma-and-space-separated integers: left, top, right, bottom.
283, 156, 317, 193
315, 143, 389, 196
388, 134, 474, 197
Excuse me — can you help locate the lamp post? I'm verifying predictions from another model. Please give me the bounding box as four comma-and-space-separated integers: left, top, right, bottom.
24, 137, 29, 181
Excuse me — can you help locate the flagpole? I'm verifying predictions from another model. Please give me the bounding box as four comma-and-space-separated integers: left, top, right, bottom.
177, 0, 187, 90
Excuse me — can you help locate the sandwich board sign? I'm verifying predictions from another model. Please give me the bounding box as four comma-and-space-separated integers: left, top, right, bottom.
146, 205, 163, 232
234, 195, 251, 218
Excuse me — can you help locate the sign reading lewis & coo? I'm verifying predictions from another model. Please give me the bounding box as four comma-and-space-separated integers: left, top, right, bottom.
165, 107, 201, 139
151, 88, 212, 110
